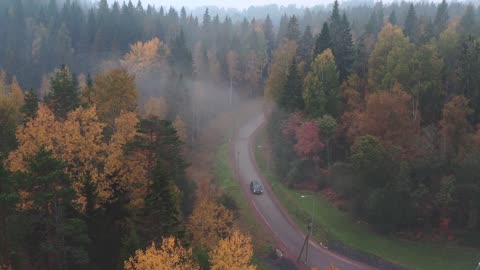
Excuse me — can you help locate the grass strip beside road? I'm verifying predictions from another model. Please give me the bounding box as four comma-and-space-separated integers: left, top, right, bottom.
254, 126, 479, 270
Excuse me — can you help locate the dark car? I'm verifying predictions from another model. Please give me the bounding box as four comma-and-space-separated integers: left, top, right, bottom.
250, 180, 263, 194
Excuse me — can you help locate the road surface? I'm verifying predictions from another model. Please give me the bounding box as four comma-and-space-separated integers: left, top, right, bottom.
233, 113, 374, 270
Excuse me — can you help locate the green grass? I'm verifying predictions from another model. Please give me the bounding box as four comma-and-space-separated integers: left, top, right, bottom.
254, 126, 480, 270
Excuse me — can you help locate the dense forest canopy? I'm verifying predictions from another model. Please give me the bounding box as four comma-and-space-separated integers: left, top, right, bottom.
1, 0, 480, 269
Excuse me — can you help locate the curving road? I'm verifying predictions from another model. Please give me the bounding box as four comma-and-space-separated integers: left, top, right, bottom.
233, 113, 375, 270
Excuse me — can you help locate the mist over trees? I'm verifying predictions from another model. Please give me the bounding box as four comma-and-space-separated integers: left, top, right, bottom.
1, 0, 480, 269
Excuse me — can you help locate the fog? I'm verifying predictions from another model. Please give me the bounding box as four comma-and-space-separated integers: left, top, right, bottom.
102, 0, 465, 10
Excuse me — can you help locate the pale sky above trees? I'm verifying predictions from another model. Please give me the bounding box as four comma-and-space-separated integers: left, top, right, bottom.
108, 0, 328, 9
103, 0, 450, 11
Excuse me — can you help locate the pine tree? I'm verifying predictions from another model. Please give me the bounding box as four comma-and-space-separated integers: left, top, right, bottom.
279, 60, 304, 112
300, 25, 314, 61
131, 118, 188, 239
202, 8, 211, 27
45, 65, 80, 119
0, 154, 18, 267
459, 35, 480, 121
329, 1, 354, 82
365, 10, 379, 35
286, 15, 300, 42
20, 148, 90, 269
314, 22, 331, 58
277, 13, 289, 44
264, 15, 275, 60
460, 4, 476, 36
433, 0, 448, 38
171, 29, 193, 77
389, 10, 397, 25
418, 17, 434, 44
21, 89, 39, 119
180, 7, 187, 26
339, 13, 355, 81
404, 4, 418, 43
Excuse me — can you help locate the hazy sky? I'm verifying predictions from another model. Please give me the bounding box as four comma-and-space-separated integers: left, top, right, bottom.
124, 0, 325, 10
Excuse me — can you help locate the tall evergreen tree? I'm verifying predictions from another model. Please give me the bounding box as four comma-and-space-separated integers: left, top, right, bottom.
433, 0, 449, 38
279, 60, 304, 112
45, 65, 80, 119
171, 29, 193, 78
418, 17, 434, 44
132, 118, 187, 239
366, 3, 384, 36
314, 22, 331, 58
20, 148, 90, 269
286, 15, 301, 42
365, 10, 379, 35
277, 13, 289, 44
21, 89, 39, 119
264, 15, 275, 60
339, 13, 355, 81
300, 25, 314, 61
202, 8, 211, 27
404, 4, 418, 43
459, 35, 480, 121
460, 4, 476, 36
389, 10, 397, 25
0, 154, 18, 267
329, 1, 354, 81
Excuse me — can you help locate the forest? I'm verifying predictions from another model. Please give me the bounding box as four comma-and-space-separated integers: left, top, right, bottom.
1, 0, 480, 269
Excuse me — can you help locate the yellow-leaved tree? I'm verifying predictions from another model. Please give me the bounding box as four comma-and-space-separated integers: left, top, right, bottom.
209, 230, 256, 270
9, 76, 24, 108
264, 40, 297, 101
7, 104, 106, 209
189, 199, 234, 250
92, 68, 138, 129
8, 103, 151, 210
121, 37, 170, 74
124, 237, 200, 270
0, 70, 7, 95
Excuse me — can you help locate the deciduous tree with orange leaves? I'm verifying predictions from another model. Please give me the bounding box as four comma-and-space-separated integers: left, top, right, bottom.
189, 199, 235, 250
352, 83, 420, 154
121, 37, 170, 74
124, 237, 199, 270
7, 104, 105, 210
92, 68, 137, 129
209, 230, 256, 270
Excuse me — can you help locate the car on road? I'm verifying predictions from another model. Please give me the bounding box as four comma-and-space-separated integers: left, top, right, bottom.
250, 180, 263, 194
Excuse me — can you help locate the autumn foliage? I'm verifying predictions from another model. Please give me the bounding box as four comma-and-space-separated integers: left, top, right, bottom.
209, 230, 256, 270
6, 105, 149, 210
189, 199, 235, 250
351, 84, 420, 153
124, 237, 199, 270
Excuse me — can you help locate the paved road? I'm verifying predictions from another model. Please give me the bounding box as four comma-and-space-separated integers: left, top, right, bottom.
234, 113, 374, 270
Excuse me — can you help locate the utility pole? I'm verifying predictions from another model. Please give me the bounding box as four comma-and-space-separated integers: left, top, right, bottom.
298, 194, 314, 266
297, 222, 312, 265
